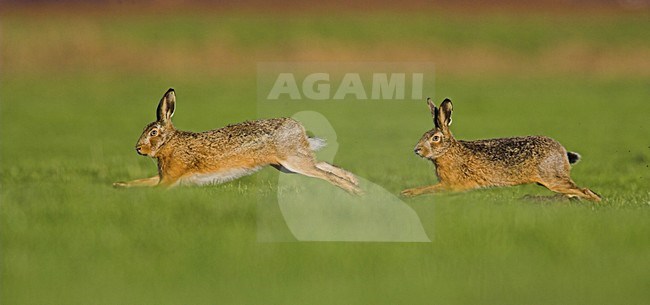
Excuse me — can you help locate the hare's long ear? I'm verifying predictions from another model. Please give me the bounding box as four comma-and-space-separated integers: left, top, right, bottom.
427, 97, 440, 128
157, 88, 176, 124
437, 98, 453, 133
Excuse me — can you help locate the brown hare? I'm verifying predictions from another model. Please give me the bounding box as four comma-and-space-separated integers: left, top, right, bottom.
113, 88, 361, 194
400, 98, 601, 201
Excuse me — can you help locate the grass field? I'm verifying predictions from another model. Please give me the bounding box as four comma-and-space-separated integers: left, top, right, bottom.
2, 7, 650, 305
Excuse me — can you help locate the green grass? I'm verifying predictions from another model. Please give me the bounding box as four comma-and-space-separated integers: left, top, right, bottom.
10, 12, 649, 51
2, 9, 650, 305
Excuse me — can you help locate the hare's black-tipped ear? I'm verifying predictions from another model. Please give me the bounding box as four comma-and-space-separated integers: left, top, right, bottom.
426, 97, 440, 128
157, 88, 176, 123
437, 98, 453, 130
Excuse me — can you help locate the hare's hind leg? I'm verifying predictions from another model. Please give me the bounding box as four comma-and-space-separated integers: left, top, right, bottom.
315, 162, 359, 186
113, 176, 160, 188
539, 178, 601, 202
279, 157, 362, 195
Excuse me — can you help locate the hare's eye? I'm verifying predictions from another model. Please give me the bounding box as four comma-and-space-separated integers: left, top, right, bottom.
432, 135, 441, 142
149, 129, 158, 137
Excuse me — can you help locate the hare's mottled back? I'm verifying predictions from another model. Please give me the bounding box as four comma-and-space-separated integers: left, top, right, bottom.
460, 136, 560, 166
166, 118, 303, 159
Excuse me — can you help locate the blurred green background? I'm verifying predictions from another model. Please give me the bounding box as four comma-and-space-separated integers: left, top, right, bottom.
1, 2, 649, 304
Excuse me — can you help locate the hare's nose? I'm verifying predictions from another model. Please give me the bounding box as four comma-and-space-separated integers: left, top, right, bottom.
135, 146, 142, 154
414, 147, 422, 155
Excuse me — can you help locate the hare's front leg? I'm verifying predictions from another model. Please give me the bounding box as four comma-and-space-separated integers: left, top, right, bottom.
400, 183, 447, 197
113, 176, 160, 188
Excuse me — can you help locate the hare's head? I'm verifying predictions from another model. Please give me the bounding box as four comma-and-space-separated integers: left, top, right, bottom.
413, 98, 455, 160
135, 88, 177, 157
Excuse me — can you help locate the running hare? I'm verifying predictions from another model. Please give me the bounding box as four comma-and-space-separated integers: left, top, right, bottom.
113, 88, 360, 194
400, 98, 601, 201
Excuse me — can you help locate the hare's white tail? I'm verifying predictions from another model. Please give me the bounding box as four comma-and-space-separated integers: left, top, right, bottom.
308, 137, 327, 151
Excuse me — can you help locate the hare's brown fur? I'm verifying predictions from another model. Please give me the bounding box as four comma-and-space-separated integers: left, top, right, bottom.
114, 88, 360, 194
401, 98, 601, 201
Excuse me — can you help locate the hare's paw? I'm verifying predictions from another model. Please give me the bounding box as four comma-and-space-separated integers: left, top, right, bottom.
349, 186, 365, 196
584, 189, 602, 202
400, 188, 421, 198
113, 181, 129, 188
